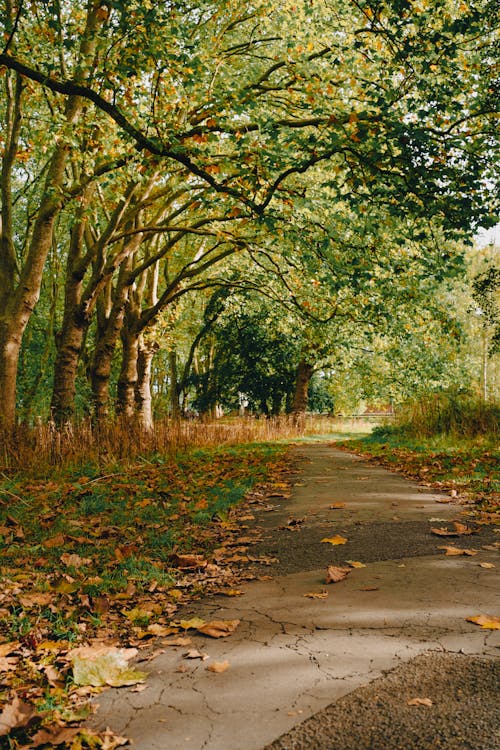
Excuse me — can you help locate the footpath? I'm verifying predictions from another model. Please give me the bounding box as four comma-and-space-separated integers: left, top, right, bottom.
91, 443, 499, 750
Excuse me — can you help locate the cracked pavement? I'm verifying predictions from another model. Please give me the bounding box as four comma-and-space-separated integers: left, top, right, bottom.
90, 443, 499, 749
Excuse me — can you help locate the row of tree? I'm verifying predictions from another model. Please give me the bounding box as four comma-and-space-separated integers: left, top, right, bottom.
1, 0, 499, 429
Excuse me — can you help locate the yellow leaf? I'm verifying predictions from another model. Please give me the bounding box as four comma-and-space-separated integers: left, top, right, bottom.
478, 562, 495, 569
329, 503, 346, 509
466, 614, 500, 629
176, 617, 206, 631
346, 560, 366, 568
321, 535, 347, 545
437, 546, 478, 556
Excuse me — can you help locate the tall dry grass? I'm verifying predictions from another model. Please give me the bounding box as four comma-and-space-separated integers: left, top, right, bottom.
394, 393, 500, 439
0, 415, 365, 474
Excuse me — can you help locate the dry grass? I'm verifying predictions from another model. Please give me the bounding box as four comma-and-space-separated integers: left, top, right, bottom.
0, 415, 367, 474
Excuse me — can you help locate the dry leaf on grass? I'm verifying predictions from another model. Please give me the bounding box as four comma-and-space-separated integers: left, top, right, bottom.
0, 642, 19, 657
60, 552, 92, 568
321, 535, 347, 546
169, 553, 207, 570
197, 619, 240, 638
437, 546, 478, 556
27, 726, 81, 747
466, 614, 500, 629
325, 566, 351, 584
206, 660, 229, 673
407, 697, 433, 707
0, 696, 36, 736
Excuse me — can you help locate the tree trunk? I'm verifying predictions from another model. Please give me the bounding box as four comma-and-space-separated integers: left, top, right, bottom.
116, 329, 139, 418
168, 349, 181, 419
0, 6, 104, 428
292, 359, 314, 415
136, 339, 158, 431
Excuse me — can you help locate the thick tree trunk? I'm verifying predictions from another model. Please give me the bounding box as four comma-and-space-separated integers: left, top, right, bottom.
0, 326, 22, 429
135, 339, 158, 431
292, 359, 314, 415
116, 329, 139, 418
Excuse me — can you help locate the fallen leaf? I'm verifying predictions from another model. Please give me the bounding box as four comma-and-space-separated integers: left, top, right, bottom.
407, 697, 433, 707
183, 649, 209, 660
176, 617, 206, 630
18, 592, 53, 607
0, 642, 20, 657
435, 498, 453, 504
437, 546, 478, 556
304, 591, 328, 599
146, 623, 178, 637
329, 503, 346, 509
60, 552, 92, 568
170, 553, 207, 570
219, 589, 244, 597
68, 645, 147, 687
28, 726, 81, 747
346, 560, 366, 568
359, 586, 379, 591
0, 656, 18, 672
206, 660, 229, 673
431, 521, 475, 537
478, 562, 495, 569
466, 614, 500, 629
321, 535, 347, 545
163, 636, 192, 647
197, 619, 240, 638
325, 565, 351, 584
0, 696, 36, 736
43, 533, 66, 548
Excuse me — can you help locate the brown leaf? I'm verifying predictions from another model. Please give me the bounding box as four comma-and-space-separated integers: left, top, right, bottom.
28, 726, 81, 747
170, 553, 207, 570
466, 614, 500, 629
431, 521, 475, 537
183, 649, 209, 660
304, 591, 328, 599
407, 697, 433, 707
329, 503, 346, 509
346, 560, 366, 568
478, 562, 495, 569
43, 533, 66, 548
0, 642, 20, 657
359, 586, 380, 591
437, 546, 478, 556
197, 619, 240, 638
18, 592, 53, 608
60, 552, 92, 568
0, 696, 36, 736
325, 565, 351, 584
206, 660, 229, 673
0, 656, 18, 672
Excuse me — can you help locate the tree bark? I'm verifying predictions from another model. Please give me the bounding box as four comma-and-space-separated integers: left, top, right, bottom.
136, 338, 158, 431
116, 328, 140, 418
291, 359, 314, 415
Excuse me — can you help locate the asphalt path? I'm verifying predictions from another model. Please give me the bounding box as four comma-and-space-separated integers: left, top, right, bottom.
90, 443, 499, 749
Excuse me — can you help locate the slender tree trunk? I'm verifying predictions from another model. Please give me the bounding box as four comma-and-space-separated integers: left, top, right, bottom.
168, 349, 181, 419
136, 339, 158, 431
292, 359, 314, 415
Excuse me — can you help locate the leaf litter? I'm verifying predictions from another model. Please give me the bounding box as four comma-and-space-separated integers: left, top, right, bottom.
0, 444, 291, 748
